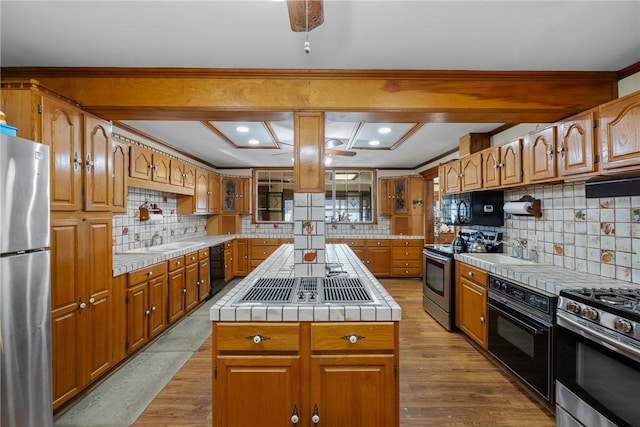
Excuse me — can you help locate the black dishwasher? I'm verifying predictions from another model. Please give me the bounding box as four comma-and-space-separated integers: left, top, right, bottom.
209, 244, 225, 298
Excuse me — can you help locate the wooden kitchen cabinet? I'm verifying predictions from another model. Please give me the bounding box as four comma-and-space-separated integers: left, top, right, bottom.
391, 239, 423, 277
365, 239, 392, 277
212, 322, 398, 427
208, 171, 221, 214
441, 154, 483, 193
249, 238, 282, 269
455, 261, 488, 349
526, 125, 558, 183
198, 248, 210, 302
167, 255, 186, 324
184, 251, 200, 312
224, 241, 234, 282
169, 159, 196, 190
599, 90, 640, 172
378, 177, 393, 215
233, 238, 250, 276
129, 145, 171, 184
177, 168, 219, 214
222, 175, 251, 214
111, 137, 128, 214
127, 262, 168, 353
557, 110, 598, 177
50, 212, 113, 409
481, 138, 523, 189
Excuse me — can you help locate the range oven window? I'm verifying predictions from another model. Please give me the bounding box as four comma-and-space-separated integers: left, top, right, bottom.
556, 326, 640, 427
488, 299, 553, 402
424, 255, 445, 296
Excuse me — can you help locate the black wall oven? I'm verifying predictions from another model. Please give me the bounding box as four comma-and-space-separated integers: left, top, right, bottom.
556, 288, 640, 427
487, 275, 556, 405
422, 245, 454, 331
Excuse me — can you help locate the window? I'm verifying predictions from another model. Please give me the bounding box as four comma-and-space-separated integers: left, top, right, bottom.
254, 168, 375, 223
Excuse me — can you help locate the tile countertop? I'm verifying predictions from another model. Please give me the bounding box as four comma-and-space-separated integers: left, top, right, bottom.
112, 234, 423, 277
209, 244, 402, 323
455, 253, 640, 296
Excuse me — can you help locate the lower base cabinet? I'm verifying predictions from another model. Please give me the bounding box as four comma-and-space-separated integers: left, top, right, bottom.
212, 321, 399, 427
455, 261, 489, 349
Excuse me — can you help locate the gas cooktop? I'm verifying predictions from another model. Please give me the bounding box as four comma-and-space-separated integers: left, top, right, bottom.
560, 287, 640, 320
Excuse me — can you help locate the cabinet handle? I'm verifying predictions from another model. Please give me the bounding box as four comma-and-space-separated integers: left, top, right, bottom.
145, 309, 151, 316
247, 334, 270, 344
196, 281, 200, 286
468, 271, 474, 276
73, 152, 82, 170
291, 405, 299, 425
176, 261, 181, 266
311, 404, 320, 425
88, 297, 95, 305
480, 315, 486, 323
557, 143, 565, 158
147, 271, 153, 276
85, 154, 94, 172
546, 148, 554, 158
78, 298, 87, 311
151, 306, 156, 312
183, 288, 187, 293
341, 334, 365, 343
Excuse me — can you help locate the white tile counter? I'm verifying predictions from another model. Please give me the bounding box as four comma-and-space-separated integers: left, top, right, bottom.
209, 244, 402, 322
456, 253, 640, 295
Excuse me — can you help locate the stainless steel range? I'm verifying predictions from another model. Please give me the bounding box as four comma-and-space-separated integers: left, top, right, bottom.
556, 287, 640, 427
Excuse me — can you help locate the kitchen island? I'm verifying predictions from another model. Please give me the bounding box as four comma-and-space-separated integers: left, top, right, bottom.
210, 244, 401, 427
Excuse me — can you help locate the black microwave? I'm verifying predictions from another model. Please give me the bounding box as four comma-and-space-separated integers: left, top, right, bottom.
441, 191, 504, 226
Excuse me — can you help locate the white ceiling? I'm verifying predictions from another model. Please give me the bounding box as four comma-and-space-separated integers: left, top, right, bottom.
1, 0, 639, 169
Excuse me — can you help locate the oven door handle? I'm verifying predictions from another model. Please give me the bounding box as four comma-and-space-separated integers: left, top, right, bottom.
488, 301, 546, 335
557, 312, 640, 364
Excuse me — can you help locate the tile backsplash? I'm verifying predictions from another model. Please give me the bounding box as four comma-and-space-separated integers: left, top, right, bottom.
112, 188, 207, 253
477, 181, 640, 285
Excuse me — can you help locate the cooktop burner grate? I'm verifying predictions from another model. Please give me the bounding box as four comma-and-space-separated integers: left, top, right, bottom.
238, 278, 296, 303
322, 277, 372, 303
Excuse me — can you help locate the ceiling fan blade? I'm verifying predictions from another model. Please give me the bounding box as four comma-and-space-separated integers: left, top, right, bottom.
326, 149, 356, 157
287, 0, 324, 32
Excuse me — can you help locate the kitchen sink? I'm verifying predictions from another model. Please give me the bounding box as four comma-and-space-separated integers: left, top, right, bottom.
235, 276, 379, 305
116, 241, 204, 255
464, 253, 544, 266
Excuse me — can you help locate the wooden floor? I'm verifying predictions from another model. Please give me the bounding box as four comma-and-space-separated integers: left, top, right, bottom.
134, 279, 555, 427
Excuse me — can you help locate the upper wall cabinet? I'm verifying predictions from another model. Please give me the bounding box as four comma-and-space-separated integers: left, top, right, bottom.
170, 159, 196, 190
129, 145, 171, 184
222, 176, 251, 214
440, 154, 483, 194
111, 138, 128, 214
557, 110, 598, 177
599, 91, 640, 172
480, 138, 523, 189
526, 125, 558, 183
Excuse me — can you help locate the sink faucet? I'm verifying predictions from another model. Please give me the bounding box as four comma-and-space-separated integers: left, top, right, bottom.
150, 232, 163, 247
512, 239, 524, 259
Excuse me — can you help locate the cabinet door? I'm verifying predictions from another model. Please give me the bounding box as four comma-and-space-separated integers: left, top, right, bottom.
460, 153, 483, 191
499, 138, 523, 186
378, 178, 392, 216
50, 218, 82, 408
208, 172, 221, 214
443, 160, 462, 193
111, 139, 128, 214
184, 260, 200, 312
482, 147, 501, 188
83, 115, 112, 211
129, 145, 153, 180
148, 274, 168, 338
80, 217, 113, 384
198, 258, 210, 302
457, 276, 487, 349
224, 248, 234, 282
214, 356, 301, 427
183, 163, 196, 189
310, 355, 396, 427
600, 92, 640, 171
238, 176, 252, 214
152, 152, 171, 184
527, 126, 557, 182
392, 177, 408, 214
168, 268, 186, 323
222, 177, 238, 212
127, 282, 149, 353
42, 95, 83, 211
194, 169, 209, 213
170, 159, 185, 187
558, 110, 597, 176
233, 239, 249, 276
366, 243, 391, 277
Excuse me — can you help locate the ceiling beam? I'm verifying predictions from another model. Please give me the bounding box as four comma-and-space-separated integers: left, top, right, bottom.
1, 67, 618, 124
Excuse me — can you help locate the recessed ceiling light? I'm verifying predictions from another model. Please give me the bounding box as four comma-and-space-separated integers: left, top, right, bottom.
248, 139, 260, 145
378, 127, 391, 134
236, 126, 249, 133
368, 140, 380, 146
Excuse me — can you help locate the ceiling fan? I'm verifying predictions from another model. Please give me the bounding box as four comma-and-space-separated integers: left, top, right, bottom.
286, 0, 324, 32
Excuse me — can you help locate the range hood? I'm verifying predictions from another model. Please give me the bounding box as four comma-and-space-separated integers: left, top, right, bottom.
585, 173, 640, 198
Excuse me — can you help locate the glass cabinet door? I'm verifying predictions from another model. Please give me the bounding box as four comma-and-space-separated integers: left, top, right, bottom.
223, 178, 237, 211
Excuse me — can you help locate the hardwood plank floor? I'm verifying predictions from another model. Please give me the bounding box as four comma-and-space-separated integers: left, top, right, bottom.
134, 278, 555, 427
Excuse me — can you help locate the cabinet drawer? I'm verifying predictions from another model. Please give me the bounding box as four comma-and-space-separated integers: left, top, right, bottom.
392, 259, 421, 268
343, 239, 365, 248
185, 251, 199, 265
311, 322, 395, 351
214, 323, 300, 352
392, 247, 422, 260
458, 262, 488, 286
252, 238, 280, 246
392, 267, 422, 277
128, 262, 167, 284
199, 248, 209, 260
366, 239, 390, 247
168, 255, 185, 272
250, 245, 279, 260
392, 239, 423, 247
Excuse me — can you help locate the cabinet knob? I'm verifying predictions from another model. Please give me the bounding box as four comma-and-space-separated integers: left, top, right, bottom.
151, 306, 156, 312
183, 288, 187, 293
291, 405, 299, 425
341, 334, 365, 344
247, 334, 270, 344
145, 309, 151, 316
73, 152, 82, 170
176, 261, 181, 266
480, 315, 485, 323
312, 404, 320, 425
78, 299, 87, 310
88, 297, 95, 305
147, 271, 153, 276
468, 271, 474, 276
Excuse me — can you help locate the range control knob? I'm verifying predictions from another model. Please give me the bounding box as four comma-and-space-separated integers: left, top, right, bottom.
614, 318, 634, 334
581, 307, 599, 321
566, 301, 581, 314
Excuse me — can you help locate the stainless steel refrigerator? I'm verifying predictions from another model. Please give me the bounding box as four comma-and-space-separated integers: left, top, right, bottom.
0, 134, 52, 426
